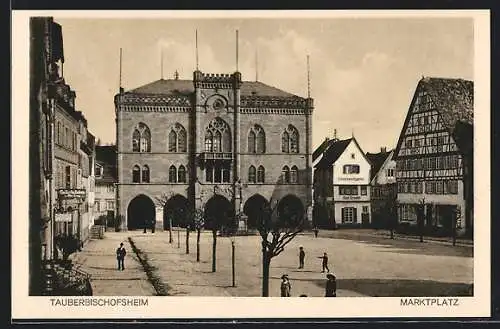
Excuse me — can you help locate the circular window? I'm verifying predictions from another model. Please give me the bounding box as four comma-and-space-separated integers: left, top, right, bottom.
212, 99, 225, 111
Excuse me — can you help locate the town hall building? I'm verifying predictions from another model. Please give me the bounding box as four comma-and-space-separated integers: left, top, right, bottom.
114, 70, 313, 231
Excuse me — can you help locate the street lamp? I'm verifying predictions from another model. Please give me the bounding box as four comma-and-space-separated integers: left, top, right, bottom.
230, 233, 236, 287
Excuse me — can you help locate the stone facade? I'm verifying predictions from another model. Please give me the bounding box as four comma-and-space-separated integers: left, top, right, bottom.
115, 71, 313, 231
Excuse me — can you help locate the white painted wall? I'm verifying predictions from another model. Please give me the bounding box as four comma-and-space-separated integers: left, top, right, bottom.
332, 139, 371, 186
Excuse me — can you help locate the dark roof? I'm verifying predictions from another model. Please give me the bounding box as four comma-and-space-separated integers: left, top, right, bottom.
421, 77, 473, 130
396, 77, 473, 158
125, 79, 300, 98
313, 138, 334, 161
95, 145, 117, 183
314, 138, 352, 169
366, 150, 392, 180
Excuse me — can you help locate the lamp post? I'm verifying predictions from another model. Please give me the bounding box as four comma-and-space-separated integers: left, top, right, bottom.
230, 233, 236, 287
169, 215, 173, 243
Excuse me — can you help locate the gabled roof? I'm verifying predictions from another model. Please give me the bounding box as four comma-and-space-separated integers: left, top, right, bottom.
422, 77, 473, 129
313, 138, 335, 161
314, 138, 352, 168
95, 145, 117, 183
395, 77, 473, 158
366, 149, 393, 181
124, 78, 300, 98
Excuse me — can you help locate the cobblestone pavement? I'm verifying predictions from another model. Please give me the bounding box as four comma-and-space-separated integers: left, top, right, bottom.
70, 232, 156, 296
128, 229, 473, 297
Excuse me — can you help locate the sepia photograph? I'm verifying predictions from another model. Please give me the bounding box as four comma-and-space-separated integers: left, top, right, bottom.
12, 9, 490, 319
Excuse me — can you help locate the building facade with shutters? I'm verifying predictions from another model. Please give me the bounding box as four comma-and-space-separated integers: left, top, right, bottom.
393, 77, 473, 236
313, 136, 372, 228
94, 145, 117, 224
366, 148, 397, 228
115, 71, 314, 231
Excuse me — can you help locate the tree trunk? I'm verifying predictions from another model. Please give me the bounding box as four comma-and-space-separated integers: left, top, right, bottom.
169, 216, 173, 243
196, 229, 201, 262
212, 230, 217, 272
186, 227, 190, 254
262, 249, 271, 297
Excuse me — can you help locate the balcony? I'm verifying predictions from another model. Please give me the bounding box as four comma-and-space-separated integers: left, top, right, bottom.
200, 152, 233, 161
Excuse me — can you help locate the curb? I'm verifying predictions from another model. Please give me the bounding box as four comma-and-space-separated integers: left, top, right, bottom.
128, 237, 168, 296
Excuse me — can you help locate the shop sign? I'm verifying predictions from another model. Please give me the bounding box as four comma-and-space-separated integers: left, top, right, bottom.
58, 189, 86, 199
55, 213, 72, 222
341, 195, 362, 200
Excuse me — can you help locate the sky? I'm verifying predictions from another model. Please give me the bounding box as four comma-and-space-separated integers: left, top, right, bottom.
55, 16, 473, 153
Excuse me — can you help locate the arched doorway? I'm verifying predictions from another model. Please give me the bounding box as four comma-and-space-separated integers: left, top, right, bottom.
277, 194, 304, 228
127, 194, 155, 230
243, 194, 269, 230
205, 195, 234, 233
163, 194, 190, 229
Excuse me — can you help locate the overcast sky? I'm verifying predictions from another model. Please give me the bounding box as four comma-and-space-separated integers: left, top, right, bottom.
55, 16, 473, 153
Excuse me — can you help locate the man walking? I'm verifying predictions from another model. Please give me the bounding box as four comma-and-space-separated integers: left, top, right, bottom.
298, 246, 305, 269
317, 252, 330, 273
116, 242, 127, 271
313, 227, 319, 238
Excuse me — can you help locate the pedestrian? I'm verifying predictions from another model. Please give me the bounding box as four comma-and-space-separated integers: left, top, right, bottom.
116, 242, 127, 271
317, 252, 330, 273
280, 274, 291, 297
313, 227, 319, 238
298, 246, 305, 269
325, 273, 337, 297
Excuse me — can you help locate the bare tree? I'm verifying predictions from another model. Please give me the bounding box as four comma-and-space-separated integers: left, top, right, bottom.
190, 208, 205, 262
154, 192, 173, 242
253, 199, 305, 297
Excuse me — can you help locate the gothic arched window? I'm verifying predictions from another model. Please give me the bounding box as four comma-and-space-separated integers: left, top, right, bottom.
205, 118, 231, 153
168, 123, 187, 153
248, 165, 256, 183
205, 131, 213, 152
132, 129, 141, 152
169, 165, 177, 183
168, 130, 177, 152
142, 165, 150, 183
248, 125, 265, 154
290, 165, 298, 184
256, 128, 266, 153
178, 127, 187, 152
282, 166, 290, 184
282, 125, 299, 153
178, 165, 186, 183
132, 165, 140, 183
257, 165, 265, 183
281, 131, 290, 153
132, 122, 151, 152
248, 130, 256, 153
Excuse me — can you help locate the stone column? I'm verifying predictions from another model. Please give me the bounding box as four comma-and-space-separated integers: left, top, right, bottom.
233, 72, 242, 219
305, 98, 314, 207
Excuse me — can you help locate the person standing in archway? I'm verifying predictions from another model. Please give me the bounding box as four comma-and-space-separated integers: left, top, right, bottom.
116, 242, 127, 271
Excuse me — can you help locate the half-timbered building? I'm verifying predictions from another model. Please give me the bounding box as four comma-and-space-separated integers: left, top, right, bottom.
394, 77, 473, 236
